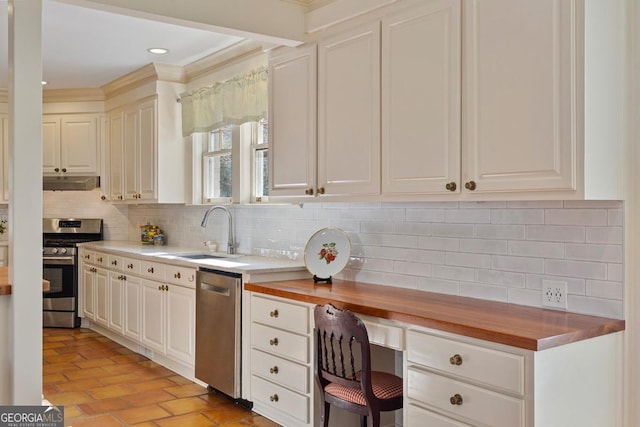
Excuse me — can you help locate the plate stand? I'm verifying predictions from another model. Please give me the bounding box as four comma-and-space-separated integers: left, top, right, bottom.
313, 275, 332, 285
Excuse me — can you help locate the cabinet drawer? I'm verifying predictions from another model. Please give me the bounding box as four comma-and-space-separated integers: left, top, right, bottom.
251, 323, 309, 364
166, 265, 196, 288
362, 319, 404, 351
407, 330, 524, 394
251, 349, 309, 394
81, 250, 95, 263
407, 367, 524, 427
407, 403, 471, 427
108, 255, 123, 271
251, 374, 310, 424
93, 252, 108, 267
140, 260, 165, 281
252, 293, 310, 334
123, 257, 141, 275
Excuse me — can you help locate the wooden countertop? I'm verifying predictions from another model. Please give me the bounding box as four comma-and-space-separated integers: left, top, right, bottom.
0, 267, 51, 295
245, 279, 625, 351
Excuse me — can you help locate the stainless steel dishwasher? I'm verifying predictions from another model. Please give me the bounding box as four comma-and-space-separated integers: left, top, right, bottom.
195, 268, 242, 399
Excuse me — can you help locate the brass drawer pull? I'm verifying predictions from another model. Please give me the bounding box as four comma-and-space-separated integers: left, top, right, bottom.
304, 188, 314, 195
111, 260, 117, 266
270, 394, 279, 402
270, 366, 279, 374
269, 338, 279, 346
97, 257, 103, 262
317, 187, 325, 194
464, 181, 477, 191
127, 263, 134, 269
174, 272, 181, 279
445, 182, 457, 192
449, 354, 463, 366
148, 267, 154, 273
450, 394, 463, 405
269, 309, 279, 318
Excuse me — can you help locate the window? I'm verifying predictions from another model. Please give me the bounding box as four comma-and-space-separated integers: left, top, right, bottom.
252, 118, 269, 202
203, 125, 235, 202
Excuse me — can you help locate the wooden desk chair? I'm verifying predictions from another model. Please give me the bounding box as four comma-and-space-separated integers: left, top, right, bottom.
314, 303, 403, 427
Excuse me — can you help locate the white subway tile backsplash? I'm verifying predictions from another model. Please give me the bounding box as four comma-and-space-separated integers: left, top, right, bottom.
586, 227, 623, 244
492, 255, 544, 274
544, 259, 607, 280
475, 224, 526, 240
445, 252, 491, 269
544, 209, 607, 226
460, 238, 507, 255
432, 265, 475, 282
45, 194, 620, 320
445, 209, 491, 224
526, 225, 585, 242
508, 241, 564, 259
491, 209, 545, 224
564, 243, 623, 263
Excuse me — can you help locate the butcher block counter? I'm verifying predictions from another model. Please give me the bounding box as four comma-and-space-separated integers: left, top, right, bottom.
245, 278, 625, 351
0, 267, 50, 295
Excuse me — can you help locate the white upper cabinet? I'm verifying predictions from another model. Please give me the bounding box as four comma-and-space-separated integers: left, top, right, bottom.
382, 0, 461, 195
462, 0, 576, 194
318, 21, 381, 197
42, 114, 99, 175
0, 115, 8, 203
269, 45, 317, 198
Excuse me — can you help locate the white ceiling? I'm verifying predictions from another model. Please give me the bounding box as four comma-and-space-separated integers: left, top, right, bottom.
0, 0, 247, 90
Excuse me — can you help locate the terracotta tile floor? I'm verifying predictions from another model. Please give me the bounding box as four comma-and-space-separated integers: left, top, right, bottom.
43, 328, 280, 427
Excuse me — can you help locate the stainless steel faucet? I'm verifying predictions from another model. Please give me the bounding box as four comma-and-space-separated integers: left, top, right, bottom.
200, 205, 235, 254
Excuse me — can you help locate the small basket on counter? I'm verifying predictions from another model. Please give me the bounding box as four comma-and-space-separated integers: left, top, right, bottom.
140, 223, 163, 245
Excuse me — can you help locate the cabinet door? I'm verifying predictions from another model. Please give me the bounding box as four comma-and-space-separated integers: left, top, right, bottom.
81, 265, 96, 320
268, 45, 317, 198
124, 274, 141, 341
42, 117, 61, 174
166, 284, 195, 364
137, 99, 157, 201
141, 278, 166, 353
108, 112, 124, 201
94, 268, 109, 327
463, 0, 576, 193
318, 21, 381, 196
382, 0, 461, 195
108, 272, 124, 333
60, 115, 98, 174
124, 107, 139, 201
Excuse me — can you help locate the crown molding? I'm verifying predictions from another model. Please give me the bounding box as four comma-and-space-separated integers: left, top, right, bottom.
184, 40, 265, 82
42, 88, 106, 103
101, 63, 185, 99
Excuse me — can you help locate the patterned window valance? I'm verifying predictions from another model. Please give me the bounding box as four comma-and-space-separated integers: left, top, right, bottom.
180, 66, 268, 137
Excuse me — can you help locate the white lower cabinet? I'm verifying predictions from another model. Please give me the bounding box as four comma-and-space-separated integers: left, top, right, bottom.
79, 248, 196, 375
249, 293, 314, 427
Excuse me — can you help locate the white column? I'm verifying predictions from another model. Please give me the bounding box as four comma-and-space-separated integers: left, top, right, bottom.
7, 0, 43, 404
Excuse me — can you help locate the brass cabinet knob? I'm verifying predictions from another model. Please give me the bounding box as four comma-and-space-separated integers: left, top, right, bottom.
54, 168, 60, 172
158, 285, 162, 290
174, 272, 181, 279
269, 338, 279, 346
269, 394, 279, 402
317, 187, 325, 195
450, 394, 463, 405
304, 188, 314, 195
148, 267, 154, 273
111, 260, 117, 266
449, 354, 463, 365
445, 182, 457, 192
84, 254, 90, 259
61, 168, 67, 173
269, 309, 279, 318
269, 366, 279, 374
127, 263, 133, 269
118, 195, 123, 200
97, 257, 103, 262
101, 195, 106, 200
465, 181, 477, 191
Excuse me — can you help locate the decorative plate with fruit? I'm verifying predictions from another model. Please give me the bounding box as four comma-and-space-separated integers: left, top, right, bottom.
304, 227, 351, 283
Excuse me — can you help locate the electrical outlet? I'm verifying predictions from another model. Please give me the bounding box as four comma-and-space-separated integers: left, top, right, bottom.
542, 280, 568, 310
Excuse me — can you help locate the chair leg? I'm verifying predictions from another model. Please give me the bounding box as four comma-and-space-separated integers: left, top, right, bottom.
360, 415, 367, 427
321, 401, 330, 427
368, 411, 380, 427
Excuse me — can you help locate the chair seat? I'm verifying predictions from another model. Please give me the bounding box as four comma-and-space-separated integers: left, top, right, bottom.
324, 371, 403, 406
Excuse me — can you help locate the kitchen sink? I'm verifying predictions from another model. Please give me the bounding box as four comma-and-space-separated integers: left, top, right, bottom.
178, 253, 229, 260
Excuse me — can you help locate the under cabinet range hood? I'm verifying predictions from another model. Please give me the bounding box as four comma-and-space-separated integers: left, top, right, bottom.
43, 175, 100, 191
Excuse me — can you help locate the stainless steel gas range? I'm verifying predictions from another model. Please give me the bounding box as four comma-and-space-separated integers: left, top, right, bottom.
42, 218, 103, 328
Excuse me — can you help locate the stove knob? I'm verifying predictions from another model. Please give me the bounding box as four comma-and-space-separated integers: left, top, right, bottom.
51, 248, 58, 254
60, 248, 68, 254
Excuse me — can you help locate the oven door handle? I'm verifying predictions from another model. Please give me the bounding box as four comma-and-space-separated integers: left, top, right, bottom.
42, 256, 75, 265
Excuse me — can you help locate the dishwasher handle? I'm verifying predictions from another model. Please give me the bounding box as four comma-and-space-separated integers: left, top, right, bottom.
200, 282, 231, 297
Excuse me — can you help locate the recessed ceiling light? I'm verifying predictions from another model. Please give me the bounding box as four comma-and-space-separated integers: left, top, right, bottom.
147, 48, 169, 55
